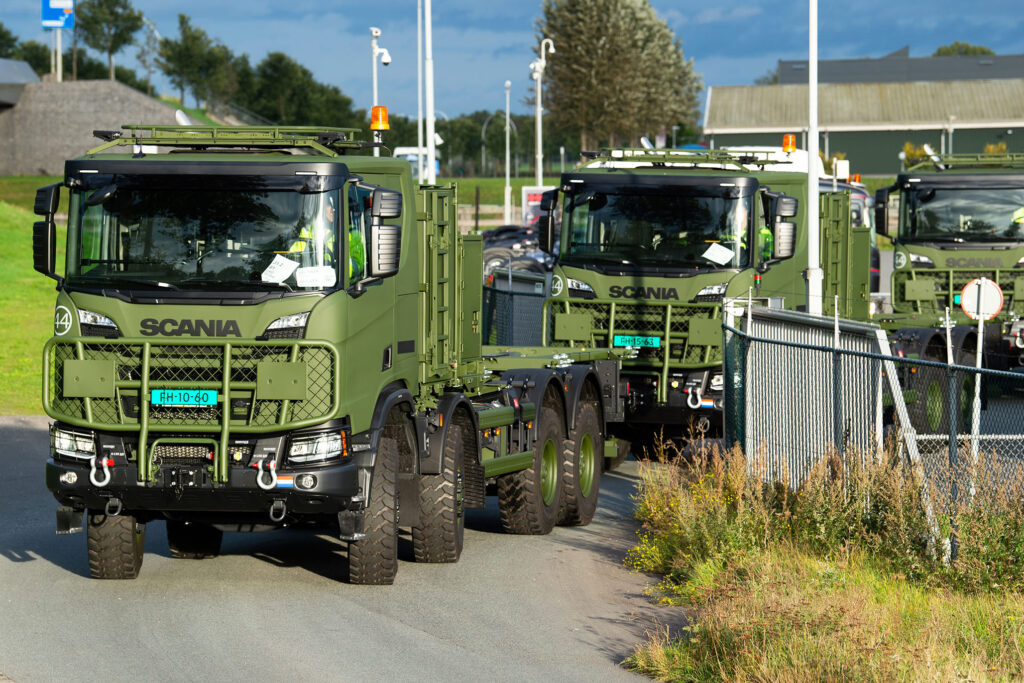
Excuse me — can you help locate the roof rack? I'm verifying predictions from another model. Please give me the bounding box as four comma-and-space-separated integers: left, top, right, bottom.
581, 147, 793, 172
88, 125, 371, 157
906, 152, 1024, 172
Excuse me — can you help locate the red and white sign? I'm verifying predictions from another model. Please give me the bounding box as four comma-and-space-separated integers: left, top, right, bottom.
960, 278, 1003, 321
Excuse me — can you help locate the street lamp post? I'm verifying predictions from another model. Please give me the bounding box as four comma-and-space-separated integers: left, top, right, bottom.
425, 0, 437, 184
530, 38, 555, 186
370, 27, 392, 157
504, 80, 512, 224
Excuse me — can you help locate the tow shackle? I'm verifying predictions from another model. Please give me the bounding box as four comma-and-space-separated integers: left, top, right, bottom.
686, 387, 703, 410
89, 455, 113, 487
256, 458, 278, 491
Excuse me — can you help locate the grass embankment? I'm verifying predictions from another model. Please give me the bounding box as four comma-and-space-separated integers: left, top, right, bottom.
0, 201, 66, 415
626, 445, 1024, 681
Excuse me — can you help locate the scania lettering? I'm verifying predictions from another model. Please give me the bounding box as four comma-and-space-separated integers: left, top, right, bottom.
139, 318, 242, 337
35, 123, 625, 585
608, 286, 680, 300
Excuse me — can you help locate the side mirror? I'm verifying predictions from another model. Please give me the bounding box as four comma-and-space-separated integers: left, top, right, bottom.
366, 223, 401, 278
33, 219, 57, 279
538, 189, 558, 254
371, 188, 402, 219
775, 195, 798, 218
773, 221, 796, 259
35, 183, 60, 216
874, 187, 891, 238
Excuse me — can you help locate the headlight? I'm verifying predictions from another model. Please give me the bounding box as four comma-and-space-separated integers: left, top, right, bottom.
53, 427, 96, 460
909, 253, 934, 268
693, 283, 728, 302
709, 373, 724, 392
288, 430, 348, 464
566, 277, 595, 298
264, 312, 309, 339
78, 308, 120, 337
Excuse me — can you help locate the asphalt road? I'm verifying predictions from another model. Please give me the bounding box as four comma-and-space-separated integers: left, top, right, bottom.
0, 416, 681, 683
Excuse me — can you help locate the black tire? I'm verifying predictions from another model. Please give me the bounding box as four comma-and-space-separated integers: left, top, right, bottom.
910, 359, 971, 435
348, 437, 399, 585
412, 422, 466, 563
509, 257, 547, 274
497, 405, 563, 535
166, 520, 223, 559
605, 438, 630, 472
559, 402, 602, 526
87, 511, 145, 579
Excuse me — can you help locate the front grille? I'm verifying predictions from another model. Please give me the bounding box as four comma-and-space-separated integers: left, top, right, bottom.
547, 299, 722, 367
153, 444, 213, 466
894, 270, 1021, 315
45, 338, 337, 430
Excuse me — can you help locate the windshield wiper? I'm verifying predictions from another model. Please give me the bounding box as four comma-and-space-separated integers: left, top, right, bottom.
79, 275, 179, 290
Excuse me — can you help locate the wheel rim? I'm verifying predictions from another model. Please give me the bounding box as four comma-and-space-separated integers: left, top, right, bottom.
541, 438, 558, 506
926, 376, 943, 431
578, 433, 594, 497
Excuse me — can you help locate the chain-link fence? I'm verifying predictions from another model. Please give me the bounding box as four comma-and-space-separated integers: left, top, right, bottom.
724, 305, 1024, 516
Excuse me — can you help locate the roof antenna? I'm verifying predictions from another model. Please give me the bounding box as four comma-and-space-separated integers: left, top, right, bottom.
639, 136, 654, 149
174, 109, 192, 126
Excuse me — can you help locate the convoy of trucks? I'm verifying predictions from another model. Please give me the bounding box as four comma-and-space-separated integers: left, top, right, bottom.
32, 119, 1024, 583
34, 125, 627, 584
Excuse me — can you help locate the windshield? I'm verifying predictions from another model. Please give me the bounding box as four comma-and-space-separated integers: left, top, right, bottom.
900, 186, 1024, 243
70, 188, 343, 291
562, 187, 752, 269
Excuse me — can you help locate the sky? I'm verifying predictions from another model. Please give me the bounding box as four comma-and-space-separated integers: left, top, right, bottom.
5, 0, 1024, 118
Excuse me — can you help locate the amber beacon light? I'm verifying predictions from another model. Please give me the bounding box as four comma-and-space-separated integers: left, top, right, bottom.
782, 134, 796, 153
370, 105, 390, 131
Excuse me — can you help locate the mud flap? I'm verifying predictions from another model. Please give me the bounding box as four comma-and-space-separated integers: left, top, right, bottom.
56, 506, 84, 535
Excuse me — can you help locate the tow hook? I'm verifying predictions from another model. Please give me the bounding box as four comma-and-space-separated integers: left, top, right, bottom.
104, 497, 123, 517
686, 387, 703, 410
255, 458, 278, 491
269, 499, 287, 523
89, 455, 113, 487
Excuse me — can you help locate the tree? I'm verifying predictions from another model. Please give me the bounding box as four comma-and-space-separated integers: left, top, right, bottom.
0, 21, 17, 58
157, 14, 214, 107
135, 20, 159, 94
77, 0, 144, 79
754, 67, 779, 85
535, 0, 702, 151
12, 40, 50, 76
933, 42, 995, 57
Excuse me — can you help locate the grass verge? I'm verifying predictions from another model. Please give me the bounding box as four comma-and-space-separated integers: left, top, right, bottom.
0, 201, 65, 415
625, 445, 1024, 681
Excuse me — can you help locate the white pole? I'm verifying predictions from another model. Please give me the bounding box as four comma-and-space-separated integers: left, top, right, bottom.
534, 69, 543, 186
534, 39, 554, 186
370, 28, 380, 157
806, 0, 822, 316
425, 0, 437, 184
416, 0, 425, 182
504, 80, 512, 225
56, 29, 62, 82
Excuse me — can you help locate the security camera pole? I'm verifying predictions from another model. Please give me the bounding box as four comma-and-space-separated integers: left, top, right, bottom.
370, 27, 392, 157
531, 38, 555, 186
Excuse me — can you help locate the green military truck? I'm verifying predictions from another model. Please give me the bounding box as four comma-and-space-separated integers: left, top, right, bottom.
534, 147, 871, 461
35, 125, 624, 584
874, 152, 1024, 432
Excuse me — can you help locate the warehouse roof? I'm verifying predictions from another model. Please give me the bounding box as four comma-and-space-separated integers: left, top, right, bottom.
703, 79, 1024, 134
778, 50, 1024, 84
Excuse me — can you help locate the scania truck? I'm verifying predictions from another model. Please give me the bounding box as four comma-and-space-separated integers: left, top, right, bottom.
874, 152, 1024, 432
533, 147, 871, 462
35, 124, 624, 584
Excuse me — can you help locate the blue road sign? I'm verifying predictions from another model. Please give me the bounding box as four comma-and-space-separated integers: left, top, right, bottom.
42, 0, 75, 29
